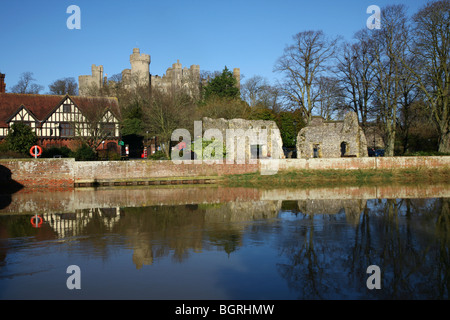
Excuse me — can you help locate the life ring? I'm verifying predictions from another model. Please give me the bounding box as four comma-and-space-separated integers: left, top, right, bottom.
30, 215, 43, 228
178, 141, 187, 150
30, 145, 43, 157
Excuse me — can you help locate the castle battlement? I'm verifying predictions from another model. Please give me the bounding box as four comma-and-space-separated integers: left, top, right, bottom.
130, 48, 151, 64
78, 48, 239, 97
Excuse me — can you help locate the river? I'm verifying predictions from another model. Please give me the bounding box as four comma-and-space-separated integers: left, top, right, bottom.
0, 184, 449, 299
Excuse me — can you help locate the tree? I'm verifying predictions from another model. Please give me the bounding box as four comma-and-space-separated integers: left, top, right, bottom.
405, 0, 450, 152
370, 5, 410, 156
274, 30, 340, 123
48, 77, 78, 95
10, 72, 44, 94
241, 75, 270, 107
335, 29, 377, 129
202, 67, 240, 101
196, 95, 250, 120
277, 110, 305, 148
5, 122, 37, 155
316, 75, 345, 120
241, 75, 283, 112
121, 101, 144, 136
143, 88, 196, 158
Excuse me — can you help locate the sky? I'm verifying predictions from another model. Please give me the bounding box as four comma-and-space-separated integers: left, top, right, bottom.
0, 0, 429, 93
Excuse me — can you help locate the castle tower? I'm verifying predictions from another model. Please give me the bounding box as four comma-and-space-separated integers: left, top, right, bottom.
92, 64, 104, 88
190, 65, 200, 83
78, 64, 103, 96
233, 68, 240, 89
130, 48, 151, 88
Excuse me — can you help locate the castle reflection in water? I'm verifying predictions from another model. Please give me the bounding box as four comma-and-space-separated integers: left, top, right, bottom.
1, 184, 449, 299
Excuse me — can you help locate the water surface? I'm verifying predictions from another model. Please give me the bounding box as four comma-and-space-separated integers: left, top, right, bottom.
0, 184, 449, 299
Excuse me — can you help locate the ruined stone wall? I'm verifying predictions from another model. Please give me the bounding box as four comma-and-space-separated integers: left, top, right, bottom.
297, 112, 368, 158
202, 117, 284, 161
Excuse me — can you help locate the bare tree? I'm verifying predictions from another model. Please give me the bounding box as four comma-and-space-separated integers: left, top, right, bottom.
274, 30, 340, 123
48, 77, 78, 95
405, 0, 450, 153
370, 5, 410, 156
241, 75, 270, 107
11, 72, 44, 94
316, 75, 345, 120
143, 88, 196, 158
335, 29, 377, 129
241, 75, 283, 112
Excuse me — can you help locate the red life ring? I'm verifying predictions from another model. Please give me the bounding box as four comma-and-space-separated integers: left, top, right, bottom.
178, 141, 187, 150
30, 215, 43, 228
30, 145, 43, 157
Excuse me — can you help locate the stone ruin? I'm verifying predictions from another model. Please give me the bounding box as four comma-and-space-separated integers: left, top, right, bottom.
201, 117, 284, 162
296, 111, 368, 159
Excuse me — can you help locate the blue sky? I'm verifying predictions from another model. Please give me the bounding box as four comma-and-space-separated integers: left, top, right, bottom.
0, 0, 428, 93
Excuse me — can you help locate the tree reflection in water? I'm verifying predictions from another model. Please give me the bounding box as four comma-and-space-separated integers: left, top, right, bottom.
276, 197, 450, 299
1, 184, 449, 299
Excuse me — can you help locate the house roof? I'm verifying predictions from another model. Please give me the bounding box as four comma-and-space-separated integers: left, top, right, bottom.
0, 93, 120, 128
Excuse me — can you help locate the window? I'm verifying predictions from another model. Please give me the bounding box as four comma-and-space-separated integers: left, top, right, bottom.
251, 144, 262, 159
63, 104, 71, 113
101, 123, 115, 137
60, 122, 74, 137
20, 121, 32, 127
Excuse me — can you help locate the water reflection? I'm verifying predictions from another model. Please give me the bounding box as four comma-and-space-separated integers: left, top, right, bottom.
0, 184, 449, 299
276, 197, 450, 299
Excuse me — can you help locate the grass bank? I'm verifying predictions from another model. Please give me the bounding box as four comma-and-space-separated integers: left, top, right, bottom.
220, 167, 450, 188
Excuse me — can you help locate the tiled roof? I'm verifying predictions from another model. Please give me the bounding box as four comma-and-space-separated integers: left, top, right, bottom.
0, 93, 120, 128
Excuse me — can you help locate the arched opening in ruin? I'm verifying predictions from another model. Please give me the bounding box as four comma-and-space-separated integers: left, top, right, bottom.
340, 141, 348, 157
313, 144, 321, 158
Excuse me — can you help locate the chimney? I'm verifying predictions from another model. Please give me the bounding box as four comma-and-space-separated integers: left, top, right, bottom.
0, 73, 5, 93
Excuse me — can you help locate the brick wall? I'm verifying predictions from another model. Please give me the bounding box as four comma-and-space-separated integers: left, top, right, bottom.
0, 156, 449, 188
0, 158, 74, 188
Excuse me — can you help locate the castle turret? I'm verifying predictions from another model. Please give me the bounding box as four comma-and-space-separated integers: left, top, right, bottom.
130, 48, 151, 87
233, 68, 240, 89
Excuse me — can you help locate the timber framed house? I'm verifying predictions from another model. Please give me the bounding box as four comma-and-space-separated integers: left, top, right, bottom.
0, 93, 121, 152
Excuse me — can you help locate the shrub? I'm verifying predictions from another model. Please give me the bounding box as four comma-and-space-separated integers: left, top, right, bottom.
41, 146, 72, 158
71, 144, 96, 161
148, 150, 168, 160
4, 122, 37, 155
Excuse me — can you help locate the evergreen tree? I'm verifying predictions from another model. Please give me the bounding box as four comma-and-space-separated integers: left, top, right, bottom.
5, 122, 37, 155
203, 67, 240, 100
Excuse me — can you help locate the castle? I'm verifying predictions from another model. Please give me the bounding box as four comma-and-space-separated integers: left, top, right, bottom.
78, 48, 240, 97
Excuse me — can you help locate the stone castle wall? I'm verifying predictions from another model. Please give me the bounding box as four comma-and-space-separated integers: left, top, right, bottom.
78, 48, 240, 97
